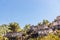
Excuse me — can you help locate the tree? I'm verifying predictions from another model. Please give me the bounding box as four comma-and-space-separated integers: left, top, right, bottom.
9, 22, 21, 32
0, 24, 10, 36
0, 24, 10, 40
24, 24, 30, 31
43, 19, 49, 26
38, 22, 42, 26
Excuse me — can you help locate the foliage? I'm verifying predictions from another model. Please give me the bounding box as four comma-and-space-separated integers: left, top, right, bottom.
0, 16, 60, 40
0, 24, 10, 36
40, 33, 59, 40
23, 24, 30, 33
43, 19, 49, 26
9, 22, 21, 32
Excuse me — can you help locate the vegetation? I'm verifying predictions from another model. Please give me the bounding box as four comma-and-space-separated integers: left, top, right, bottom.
0, 16, 60, 40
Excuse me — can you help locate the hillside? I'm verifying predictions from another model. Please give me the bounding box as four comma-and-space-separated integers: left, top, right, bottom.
0, 16, 60, 40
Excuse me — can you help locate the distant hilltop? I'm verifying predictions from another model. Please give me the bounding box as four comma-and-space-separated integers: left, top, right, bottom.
0, 16, 60, 40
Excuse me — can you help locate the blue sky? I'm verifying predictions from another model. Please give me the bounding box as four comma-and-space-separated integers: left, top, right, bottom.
0, 0, 60, 28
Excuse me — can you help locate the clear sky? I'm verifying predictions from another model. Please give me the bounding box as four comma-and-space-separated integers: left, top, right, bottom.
0, 0, 60, 28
